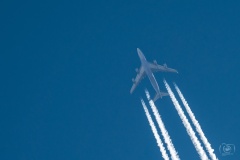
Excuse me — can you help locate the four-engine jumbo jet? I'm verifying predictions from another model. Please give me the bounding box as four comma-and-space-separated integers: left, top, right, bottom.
130, 48, 178, 102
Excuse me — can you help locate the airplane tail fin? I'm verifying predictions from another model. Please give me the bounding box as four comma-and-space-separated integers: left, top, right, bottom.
153, 92, 169, 102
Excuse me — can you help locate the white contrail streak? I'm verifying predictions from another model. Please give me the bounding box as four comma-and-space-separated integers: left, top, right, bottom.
174, 83, 218, 160
141, 99, 169, 160
164, 80, 209, 160
145, 90, 180, 160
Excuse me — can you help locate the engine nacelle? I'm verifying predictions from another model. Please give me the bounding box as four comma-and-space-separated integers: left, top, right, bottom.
135, 68, 139, 73
153, 60, 157, 65
163, 63, 167, 68
132, 78, 135, 83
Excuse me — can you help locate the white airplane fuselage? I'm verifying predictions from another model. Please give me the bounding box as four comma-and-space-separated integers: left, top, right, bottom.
137, 48, 161, 96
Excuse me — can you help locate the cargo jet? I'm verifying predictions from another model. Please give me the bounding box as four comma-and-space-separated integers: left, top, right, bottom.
130, 48, 178, 102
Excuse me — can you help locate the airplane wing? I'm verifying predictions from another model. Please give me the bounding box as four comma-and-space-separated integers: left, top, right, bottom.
130, 66, 146, 94
148, 62, 178, 73
148, 63, 168, 72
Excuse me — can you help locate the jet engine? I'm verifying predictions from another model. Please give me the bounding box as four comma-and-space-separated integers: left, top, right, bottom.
132, 78, 135, 83
163, 63, 167, 68
153, 60, 157, 65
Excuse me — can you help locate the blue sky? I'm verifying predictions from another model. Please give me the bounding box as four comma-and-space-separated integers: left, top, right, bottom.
1, 1, 240, 159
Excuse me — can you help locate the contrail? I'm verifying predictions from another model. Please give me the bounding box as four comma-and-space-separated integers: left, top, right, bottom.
164, 80, 209, 160
141, 99, 169, 160
145, 90, 180, 160
174, 83, 218, 160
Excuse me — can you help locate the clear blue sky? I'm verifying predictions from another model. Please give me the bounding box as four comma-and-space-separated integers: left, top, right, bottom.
1, 1, 239, 160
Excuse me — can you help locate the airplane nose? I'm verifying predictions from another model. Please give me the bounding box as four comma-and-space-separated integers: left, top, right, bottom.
137, 48, 140, 53
137, 48, 141, 55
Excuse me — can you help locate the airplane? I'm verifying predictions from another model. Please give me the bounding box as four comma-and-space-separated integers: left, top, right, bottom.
130, 48, 178, 102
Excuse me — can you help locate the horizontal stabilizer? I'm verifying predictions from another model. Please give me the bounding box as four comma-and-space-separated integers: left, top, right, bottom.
153, 92, 169, 102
